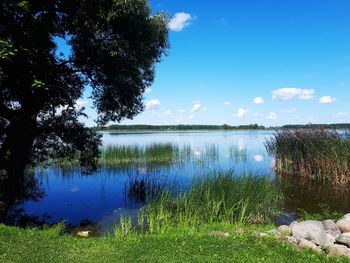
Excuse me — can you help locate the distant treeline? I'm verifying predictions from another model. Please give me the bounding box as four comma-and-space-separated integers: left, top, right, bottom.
97, 123, 350, 131
101, 124, 266, 131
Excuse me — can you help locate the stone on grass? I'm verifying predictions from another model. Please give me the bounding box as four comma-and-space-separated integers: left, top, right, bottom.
208, 231, 230, 237
343, 214, 350, 220
235, 228, 244, 234
298, 238, 322, 252
336, 218, 350, 233
77, 231, 91, 238
328, 244, 350, 257
267, 229, 281, 236
322, 220, 341, 237
286, 236, 298, 244
291, 220, 327, 246
326, 233, 336, 245
336, 233, 350, 247
278, 225, 292, 236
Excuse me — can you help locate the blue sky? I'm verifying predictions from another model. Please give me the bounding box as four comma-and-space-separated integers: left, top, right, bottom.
79, 0, 350, 126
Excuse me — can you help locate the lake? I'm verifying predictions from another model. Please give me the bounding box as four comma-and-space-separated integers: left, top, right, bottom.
2, 130, 350, 230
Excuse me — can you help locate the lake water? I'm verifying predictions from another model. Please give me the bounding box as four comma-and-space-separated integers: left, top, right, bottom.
2, 130, 350, 230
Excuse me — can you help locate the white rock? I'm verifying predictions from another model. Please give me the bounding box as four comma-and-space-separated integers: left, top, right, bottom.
336, 233, 350, 247
298, 238, 322, 252
208, 231, 230, 237
328, 244, 350, 257
278, 225, 292, 236
336, 218, 350, 233
267, 229, 281, 236
322, 219, 341, 237
326, 233, 336, 245
286, 236, 298, 244
343, 213, 350, 220
77, 231, 91, 238
291, 220, 327, 246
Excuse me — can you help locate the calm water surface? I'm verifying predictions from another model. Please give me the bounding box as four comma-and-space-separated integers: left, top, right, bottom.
3, 131, 350, 229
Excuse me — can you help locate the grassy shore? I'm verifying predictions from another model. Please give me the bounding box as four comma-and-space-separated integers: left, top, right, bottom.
1, 224, 349, 263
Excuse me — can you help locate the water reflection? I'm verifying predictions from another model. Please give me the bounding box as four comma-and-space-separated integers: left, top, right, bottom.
1, 130, 350, 231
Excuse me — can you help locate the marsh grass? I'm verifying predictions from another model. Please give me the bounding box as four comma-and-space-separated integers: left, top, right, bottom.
265, 128, 350, 185
114, 171, 283, 236
100, 143, 192, 168
229, 145, 248, 162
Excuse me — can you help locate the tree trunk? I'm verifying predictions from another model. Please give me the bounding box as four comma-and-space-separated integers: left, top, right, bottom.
0, 118, 37, 213
0, 120, 36, 181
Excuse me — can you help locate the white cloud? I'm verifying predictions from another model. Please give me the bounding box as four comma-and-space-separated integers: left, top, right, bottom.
253, 97, 264, 104
188, 114, 194, 120
271, 88, 314, 101
319, 96, 336, 104
237, 108, 248, 118
281, 108, 296, 114
254, 155, 264, 162
334, 112, 348, 118
203, 107, 208, 112
168, 12, 192, 32
191, 101, 201, 112
151, 111, 160, 118
75, 100, 87, 110
145, 99, 160, 110
267, 112, 277, 120
224, 101, 231, 106
144, 87, 152, 93
177, 109, 186, 113
163, 110, 172, 117
253, 112, 262, 117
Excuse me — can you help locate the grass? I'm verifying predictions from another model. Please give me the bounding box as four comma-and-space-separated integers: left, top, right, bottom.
265, 127, 350, 185
114, 171, 283, 236
100, 143, 196, 169
1, 224, 349, 262
297, 204, 344, 221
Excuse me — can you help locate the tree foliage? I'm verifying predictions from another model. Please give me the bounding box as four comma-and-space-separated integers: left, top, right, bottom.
0, 0, 169, 174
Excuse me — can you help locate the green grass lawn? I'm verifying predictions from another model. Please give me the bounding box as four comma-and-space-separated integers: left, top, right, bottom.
0, 224, 349, 263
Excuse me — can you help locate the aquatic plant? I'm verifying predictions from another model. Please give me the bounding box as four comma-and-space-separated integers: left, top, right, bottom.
265, 128, 350, 184
116, 171, 283, 235
229, 145, 248, 162
100, 143, 190, 168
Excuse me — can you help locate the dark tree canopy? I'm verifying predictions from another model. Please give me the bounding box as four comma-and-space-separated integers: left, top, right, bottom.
0, 0, 169, 182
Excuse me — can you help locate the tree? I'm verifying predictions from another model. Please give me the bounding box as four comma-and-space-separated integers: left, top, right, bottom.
0, 0, 169, 183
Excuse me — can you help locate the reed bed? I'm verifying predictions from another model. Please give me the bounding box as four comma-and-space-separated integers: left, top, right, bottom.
100, 143, 191, 168
115, 171, 283, 235
265, 128, 350, 184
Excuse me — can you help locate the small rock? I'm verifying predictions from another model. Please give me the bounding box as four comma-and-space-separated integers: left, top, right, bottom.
278, 225, 292, 236
77, 231, 91, 238
326, 233, 336, 245
289, 221, 298, 227
257, 232, 268, 237
322, 220, 341, 237
291, 220, 327, 246
336, 233, 350, 247
208, 231, 230, 237
337, 218, 350, 233
286, 236, 298, 244
298, 238, 322, 252
267, 229, 281, 236
235, 228, 244, 234
328, 244, 350, 257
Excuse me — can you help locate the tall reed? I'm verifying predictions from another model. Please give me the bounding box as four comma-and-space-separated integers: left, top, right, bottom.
100, 143, 187, 167
116, 171, 283, 235
265, 128, 350, 184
